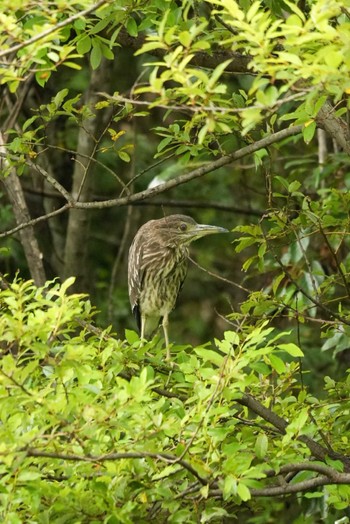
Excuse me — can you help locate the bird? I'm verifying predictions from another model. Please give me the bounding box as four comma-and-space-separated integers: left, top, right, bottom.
128, 214, 228, 360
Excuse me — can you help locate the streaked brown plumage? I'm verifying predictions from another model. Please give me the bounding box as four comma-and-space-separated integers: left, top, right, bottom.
128, 214, 228, 359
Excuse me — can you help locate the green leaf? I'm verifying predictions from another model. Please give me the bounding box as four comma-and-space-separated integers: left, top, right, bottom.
178, 31, 191, 47
74, 18, 86, 31
101, 45, 114, 60
269, 354, 286, 374
17, 470, 41, 481
223, 475, 237, 500
194, 348, 223, 366
272, 273, 285, 295
126, 17, 138, 37
63, 62, 82, 70
59, 276, 76, 294
135, 40, 167, 55
278, 343, 304, 357
90, 41, 102, 70
254, 433, 268, 459
53, 88, 69, 108
118, 151, 131, 162
77, 35, 91, 55
90, 15, 114, 35
125, 329, 140, 344
237, 482, 251, 501
22, 115, 39, 131
47, 51, 59, 62
224, 331, 240, 346
303, 121, 316, 144
207, 59, 232, 89
288, 180, 301, 193
35, 71, 51, 87
283, 0, 306, 21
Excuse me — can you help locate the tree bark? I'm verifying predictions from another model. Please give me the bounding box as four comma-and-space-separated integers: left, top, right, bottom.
316, 101, 350, 155
0, 133, 46, 286
63, 58, 112, 292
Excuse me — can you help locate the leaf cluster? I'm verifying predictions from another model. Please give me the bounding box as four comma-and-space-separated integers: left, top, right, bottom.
1, 278, 350, 522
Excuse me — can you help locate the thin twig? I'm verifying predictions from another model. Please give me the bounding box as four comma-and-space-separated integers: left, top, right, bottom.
188, 256, 251, 294
97, 92, 309, 115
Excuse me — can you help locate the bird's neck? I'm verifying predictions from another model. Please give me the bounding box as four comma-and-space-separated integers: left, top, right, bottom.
167, 242, 189, 260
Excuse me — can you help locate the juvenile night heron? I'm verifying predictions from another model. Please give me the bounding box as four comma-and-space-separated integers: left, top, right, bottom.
128, 214, 228, 359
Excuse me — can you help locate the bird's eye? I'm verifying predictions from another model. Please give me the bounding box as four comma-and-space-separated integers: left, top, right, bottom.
179, 223, 187, 231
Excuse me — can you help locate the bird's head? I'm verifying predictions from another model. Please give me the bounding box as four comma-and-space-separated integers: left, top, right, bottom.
155, 215, 228, 247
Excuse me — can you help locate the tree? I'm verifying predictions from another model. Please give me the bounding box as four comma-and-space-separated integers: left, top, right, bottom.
1, 0, 350, 521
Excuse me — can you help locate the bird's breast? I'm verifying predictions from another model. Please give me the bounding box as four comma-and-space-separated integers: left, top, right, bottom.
140, 247, 188, 316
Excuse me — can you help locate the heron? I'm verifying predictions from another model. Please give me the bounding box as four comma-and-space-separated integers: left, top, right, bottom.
128, 214, 228, 360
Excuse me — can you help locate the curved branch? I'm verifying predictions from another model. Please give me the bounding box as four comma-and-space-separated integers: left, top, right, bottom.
264, 461, 343, 479
0, 125, 302, 238
69, 125, 303, 210
208, 473, 350, 498
250, 473, 350, 496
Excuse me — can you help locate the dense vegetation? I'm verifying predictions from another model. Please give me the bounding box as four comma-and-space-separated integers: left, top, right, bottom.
1, 0, 350, 521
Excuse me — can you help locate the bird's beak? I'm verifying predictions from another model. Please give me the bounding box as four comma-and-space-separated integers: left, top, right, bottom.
189, 224, 229, 239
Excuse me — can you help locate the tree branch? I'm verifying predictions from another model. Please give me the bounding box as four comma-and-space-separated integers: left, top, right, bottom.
209, 473, 350, 498
316, 101, 350, 155
238, 393, 350, 471
264, 461, 341, 479
0, 125, 302, 239
0, 133, 46, 286
129, 199, 262, 216
63, 57, 113, 291
250, 473, 350, 496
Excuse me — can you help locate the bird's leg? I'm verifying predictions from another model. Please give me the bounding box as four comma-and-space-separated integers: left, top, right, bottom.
140, 314, 146, 344
162, 313, 171, 361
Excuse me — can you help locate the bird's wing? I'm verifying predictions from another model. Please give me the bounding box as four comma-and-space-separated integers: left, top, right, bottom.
128, 233, 146, 332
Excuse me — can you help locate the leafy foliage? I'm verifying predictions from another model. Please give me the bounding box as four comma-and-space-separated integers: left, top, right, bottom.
1, 0, 350, 520
1, 278, 350, 522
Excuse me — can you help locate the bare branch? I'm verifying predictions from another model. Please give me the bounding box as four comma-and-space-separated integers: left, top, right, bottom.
0, 204, 71, 239
208, 474, 350, 498
0, 125, 302, 239
264, 461, 343, 479
27, 160, 74, 203
250, 474, 350, 496
98, 91, 309, 115
131, 199, 262, 216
